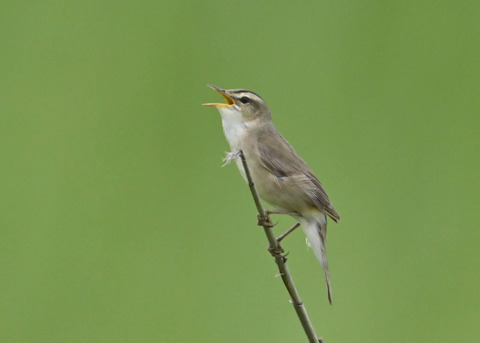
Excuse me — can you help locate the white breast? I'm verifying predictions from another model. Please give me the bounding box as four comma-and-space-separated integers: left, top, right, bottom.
218, 107, 249, 150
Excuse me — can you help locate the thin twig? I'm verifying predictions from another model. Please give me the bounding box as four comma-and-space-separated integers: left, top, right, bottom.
239, 150, 322, 343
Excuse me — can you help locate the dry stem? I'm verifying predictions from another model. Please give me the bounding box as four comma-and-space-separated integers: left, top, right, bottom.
238, 150, 322, 343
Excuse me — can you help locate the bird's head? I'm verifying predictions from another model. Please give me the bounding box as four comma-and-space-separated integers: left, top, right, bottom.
203, 85, 272, 123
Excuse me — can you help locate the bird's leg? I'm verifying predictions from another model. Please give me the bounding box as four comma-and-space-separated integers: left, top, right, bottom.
257, 209, 300, 227
277, 223, 301, 243
267, 223, 300, 262
264, 210, 301, 241
256, 212, 286, 259
265, 209, 300, 217
258, 210, 301, 261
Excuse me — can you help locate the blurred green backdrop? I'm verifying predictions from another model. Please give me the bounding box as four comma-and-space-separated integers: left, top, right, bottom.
1, 1, 479, 342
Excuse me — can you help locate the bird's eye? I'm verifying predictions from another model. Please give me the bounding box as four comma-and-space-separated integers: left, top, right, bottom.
239, 96, 250, 104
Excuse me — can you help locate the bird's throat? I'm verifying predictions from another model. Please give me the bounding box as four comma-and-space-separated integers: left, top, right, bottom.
220, 113, 249, 151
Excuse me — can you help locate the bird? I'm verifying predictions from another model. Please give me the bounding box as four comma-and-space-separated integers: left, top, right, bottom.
203, 85, 340, 304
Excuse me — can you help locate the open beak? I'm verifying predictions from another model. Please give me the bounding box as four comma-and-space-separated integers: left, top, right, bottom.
202, 85, 235, 107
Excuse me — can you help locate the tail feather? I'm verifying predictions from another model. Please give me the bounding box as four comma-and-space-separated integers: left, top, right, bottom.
299, 214, 333, 304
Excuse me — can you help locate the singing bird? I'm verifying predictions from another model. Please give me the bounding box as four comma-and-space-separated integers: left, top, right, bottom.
203, 85, 340, 304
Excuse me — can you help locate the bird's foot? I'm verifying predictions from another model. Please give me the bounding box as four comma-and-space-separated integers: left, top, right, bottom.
257, 213, 275, 227
268, 244, 288, 262
257, 210, 299, 227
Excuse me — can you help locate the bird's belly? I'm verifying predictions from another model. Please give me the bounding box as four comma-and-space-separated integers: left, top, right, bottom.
250, 168, 311, 212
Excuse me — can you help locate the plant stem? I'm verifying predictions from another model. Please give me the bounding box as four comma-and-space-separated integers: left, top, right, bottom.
239, 151, 322, 343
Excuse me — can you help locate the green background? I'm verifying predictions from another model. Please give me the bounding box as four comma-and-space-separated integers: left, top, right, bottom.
1, 1, 479, 342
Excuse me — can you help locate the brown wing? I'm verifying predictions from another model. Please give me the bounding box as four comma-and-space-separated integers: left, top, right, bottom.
257, 126, 340, 222
305, 171, 340, 222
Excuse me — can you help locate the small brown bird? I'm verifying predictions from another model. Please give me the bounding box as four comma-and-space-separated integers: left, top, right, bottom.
204, 85, 340, 304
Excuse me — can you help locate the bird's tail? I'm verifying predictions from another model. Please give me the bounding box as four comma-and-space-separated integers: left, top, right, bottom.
298, 213, 332, 304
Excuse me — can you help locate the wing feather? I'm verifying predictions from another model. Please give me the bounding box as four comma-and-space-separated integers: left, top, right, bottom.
257, 126, 340, 222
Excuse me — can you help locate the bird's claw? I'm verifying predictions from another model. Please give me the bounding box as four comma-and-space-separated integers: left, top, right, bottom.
257, 214, 275, 227
268, 244, 288, 262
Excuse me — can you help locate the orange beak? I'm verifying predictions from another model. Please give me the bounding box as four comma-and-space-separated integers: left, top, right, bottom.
202, 85, 235, 107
